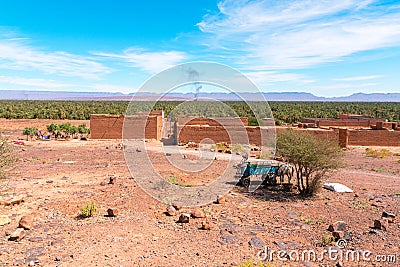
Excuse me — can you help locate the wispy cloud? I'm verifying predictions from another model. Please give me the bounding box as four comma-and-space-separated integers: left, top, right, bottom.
92, 47, 188, 73
0, 33, 112, 79
0, 75, 75, 88
198, 0, 400, 69
333, 75, 383, 81
244, 71, 313, 84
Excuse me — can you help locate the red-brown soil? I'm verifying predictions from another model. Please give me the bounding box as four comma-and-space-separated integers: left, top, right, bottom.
0, 119, 399, 267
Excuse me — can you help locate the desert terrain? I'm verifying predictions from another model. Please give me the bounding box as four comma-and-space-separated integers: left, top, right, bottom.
1, 119, 400, 267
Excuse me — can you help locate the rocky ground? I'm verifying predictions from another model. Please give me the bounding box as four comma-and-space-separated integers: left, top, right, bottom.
0, 120, 400, 267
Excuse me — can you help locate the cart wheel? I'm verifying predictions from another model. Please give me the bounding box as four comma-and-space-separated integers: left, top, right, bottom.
242, 177, 250, 188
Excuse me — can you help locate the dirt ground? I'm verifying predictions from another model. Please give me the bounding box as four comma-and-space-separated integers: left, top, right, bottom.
0, 119, 400, 267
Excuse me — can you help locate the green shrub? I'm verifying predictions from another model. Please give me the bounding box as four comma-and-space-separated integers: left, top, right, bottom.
80, 202, 98, 218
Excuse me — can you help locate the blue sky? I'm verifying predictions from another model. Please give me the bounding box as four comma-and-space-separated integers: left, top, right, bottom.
0, 0, 400, 97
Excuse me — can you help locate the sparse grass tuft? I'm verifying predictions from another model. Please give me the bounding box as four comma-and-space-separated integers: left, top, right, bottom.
365, 148, 393, 158
354, 200, 369, 209
215, 143, 228, 152
167, 175, 192, 187
232, 143, 246, 153
303, 217, 325, 225
80, 202, 98, 218
319, 233, 335, 246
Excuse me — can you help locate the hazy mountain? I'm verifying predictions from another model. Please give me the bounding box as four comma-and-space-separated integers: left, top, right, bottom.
0, 90, 399, 102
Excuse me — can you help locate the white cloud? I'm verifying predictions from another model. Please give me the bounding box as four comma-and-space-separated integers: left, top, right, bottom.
333, 75, 382, 81
92, 47, 188, 73
243, 71, 312, 84
198, 0, 400, 69
0, 75, 74, 88
0, 35, 112, 79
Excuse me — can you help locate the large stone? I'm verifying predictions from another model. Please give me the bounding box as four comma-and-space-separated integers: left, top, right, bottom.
374, 218, 389, 231
216, 195, 225, 204
108, 177, 116, 184
0, 215, 11, 226
166, 205, 177, 216
382, 211, 396, 223
107, 208, 118, 217
249, 237, 265, 248
191, 208, 205, 218
177, 213, 190, 223
19, 215, 34, 230
201, 220, 216, 230
9, 228, 26, 241
328, 221, 347, 232
332, 231, 345, 240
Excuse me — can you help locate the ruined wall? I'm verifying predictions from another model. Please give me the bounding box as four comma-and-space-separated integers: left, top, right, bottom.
348, 130, 400, 146
90, 114, 400, 146
90, 114, 162, 140
177, 116, 248, 126
301, 118, 384, 128
177, 126, 337, 146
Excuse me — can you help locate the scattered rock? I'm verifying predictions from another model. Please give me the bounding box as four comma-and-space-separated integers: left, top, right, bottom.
8, 196, 25, 206
172, 204, 181, 211
274, 241, 288, 250
107, 208, 118, 217
166, 205, 177, 216
219, 235, 237, 245
100, 182, 107, 186
201, 220, 216, 230
177, 213, 190, 223
382, 211, 396, 223
249, 237, 265, 248
328, 221, 347, 232
0, 215, 11, 226
108, 176, 116, 184
374, 218, 389, 231
369, 229, 381, 235
19, 215, 34, 230
55, 257, 61, 261
291, 220, 310, 230
191, 208, 205, 218
332, 231, 345, 240
46, 180, 53, 183
136, 148, 141, 152
216, 195, 225, 204
9, 228, 26, 241
165, 153, 172, 156
28, 237, 43, 242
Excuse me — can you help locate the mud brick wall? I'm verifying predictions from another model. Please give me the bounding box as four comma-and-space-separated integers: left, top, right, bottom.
177, 116, 248, 126
348, 130, 400, 146
301, 118, 384, 127
177, 126, 337, 146
90, 114, 162, 140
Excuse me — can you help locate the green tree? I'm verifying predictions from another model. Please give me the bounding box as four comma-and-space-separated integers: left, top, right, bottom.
22, 127, 38, 141
47, 123, 60, 138
276, 129, 342, 195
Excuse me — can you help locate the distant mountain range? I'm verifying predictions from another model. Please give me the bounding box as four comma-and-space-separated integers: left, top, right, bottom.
0, 90, 399, 102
